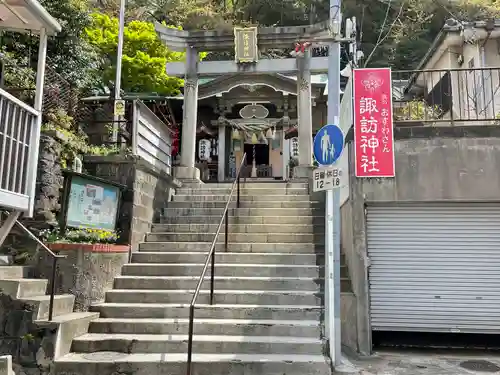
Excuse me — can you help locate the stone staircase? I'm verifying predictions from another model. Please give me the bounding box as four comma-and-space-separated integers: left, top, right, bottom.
55, 181, 352, 375
0, 264, 98, 365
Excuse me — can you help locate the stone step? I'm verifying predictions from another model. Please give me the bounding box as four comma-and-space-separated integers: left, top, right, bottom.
91, 303, 323, 320
145, 233, 324, 244
35, 311, 99, 327
0, 266, 32, 279
113, 275, 329, 292
173, 194, 317, 202
0, 354, 12, 375
160, 215, 324, 225
105, 289, 324, 305
35, 311, 100, 356
0, 255, 12, 265
178, 183, 308, 191
36, 311, 99, 324
131, 252, 331, 265
163, 207, 322, 217
177, 188, 311, 196
151, 223, 321, 234
22, 294, 75, 320
0, 279, 48, 298
167, 201, 322, 209
121, 263, 324, 278
71, 333, 324, 355
89, 318, 321, 337
138, 242, 324, 253
55, 353, 330, 375
193, 182, 308, 188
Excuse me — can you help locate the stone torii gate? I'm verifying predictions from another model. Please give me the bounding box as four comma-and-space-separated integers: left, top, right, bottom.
155, 22, 330, 181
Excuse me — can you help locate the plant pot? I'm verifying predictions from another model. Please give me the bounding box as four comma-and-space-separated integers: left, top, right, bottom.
48, 243, 129, 253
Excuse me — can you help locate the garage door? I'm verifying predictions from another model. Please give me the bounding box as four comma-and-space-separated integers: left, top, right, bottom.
367, 203, 500, 333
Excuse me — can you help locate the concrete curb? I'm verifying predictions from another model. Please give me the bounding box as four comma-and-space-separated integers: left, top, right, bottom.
0, 355, 13, 375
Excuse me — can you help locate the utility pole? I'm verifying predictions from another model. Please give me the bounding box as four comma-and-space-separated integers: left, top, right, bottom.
326, 0, 342, 367
112, 0, 126, 143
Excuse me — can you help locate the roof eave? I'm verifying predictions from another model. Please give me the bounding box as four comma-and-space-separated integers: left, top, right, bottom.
24, 0, 62, 35
414, 29, 448, 71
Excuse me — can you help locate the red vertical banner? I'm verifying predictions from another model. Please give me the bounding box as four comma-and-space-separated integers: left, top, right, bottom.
353, 68, 395, 177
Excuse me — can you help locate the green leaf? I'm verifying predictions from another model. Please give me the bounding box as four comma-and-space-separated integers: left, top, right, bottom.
85, 13, 186, 95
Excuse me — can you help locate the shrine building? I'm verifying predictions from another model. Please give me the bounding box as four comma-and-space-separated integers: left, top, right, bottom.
178, 72, 341, 182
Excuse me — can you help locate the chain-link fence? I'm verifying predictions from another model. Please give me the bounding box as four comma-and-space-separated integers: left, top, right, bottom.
77, 97, 132, 147
41, 65, 79, 116
1, 60, 78, 117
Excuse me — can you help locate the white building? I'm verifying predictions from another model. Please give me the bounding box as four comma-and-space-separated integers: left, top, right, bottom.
406, 19, 500, 124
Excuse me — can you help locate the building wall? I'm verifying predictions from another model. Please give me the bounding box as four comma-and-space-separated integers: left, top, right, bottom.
340, 126, 500, 355
426, 38, 500, 123
426, 49, 453, 93
484, 38, 500, 66
312, 102, 327, 132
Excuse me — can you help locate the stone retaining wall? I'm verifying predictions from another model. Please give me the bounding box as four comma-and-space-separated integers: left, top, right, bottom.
0, 295, 55, 375
84, 155, 181, 252
36, 245, 129, 312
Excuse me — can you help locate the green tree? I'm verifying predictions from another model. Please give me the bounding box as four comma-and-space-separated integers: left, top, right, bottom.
92, 0, 500, 70
85, 13, 185, 95
41, 0, 101, 88
0, 0, 100, 89
352, 0, 500, 69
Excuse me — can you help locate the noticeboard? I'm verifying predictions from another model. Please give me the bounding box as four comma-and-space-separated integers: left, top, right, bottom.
61, 172, 125, 231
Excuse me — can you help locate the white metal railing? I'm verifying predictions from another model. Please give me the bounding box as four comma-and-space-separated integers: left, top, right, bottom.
0, 87, 40, 213
131, 100, 172, 174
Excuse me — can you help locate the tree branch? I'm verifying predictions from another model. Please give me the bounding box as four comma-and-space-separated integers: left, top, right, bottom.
363, 0, 406, 67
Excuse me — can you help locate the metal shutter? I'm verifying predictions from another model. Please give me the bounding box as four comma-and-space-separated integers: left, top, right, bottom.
367, 203, 500, 333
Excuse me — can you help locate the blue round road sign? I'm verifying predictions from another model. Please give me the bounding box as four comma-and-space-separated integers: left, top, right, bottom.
313, 124, 344, 166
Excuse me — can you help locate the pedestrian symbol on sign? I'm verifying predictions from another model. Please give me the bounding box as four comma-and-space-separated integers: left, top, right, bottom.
313, 124, 344, 166
321, 130, 333, 163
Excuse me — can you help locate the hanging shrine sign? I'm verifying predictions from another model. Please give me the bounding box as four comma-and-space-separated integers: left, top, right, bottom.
234, 27, 258, 63
353, 67, 395, 177
291, 137, 299, 158
198, 139, 211, 161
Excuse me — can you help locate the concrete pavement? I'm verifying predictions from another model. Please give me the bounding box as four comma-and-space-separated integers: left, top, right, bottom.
345, 350, 500, 375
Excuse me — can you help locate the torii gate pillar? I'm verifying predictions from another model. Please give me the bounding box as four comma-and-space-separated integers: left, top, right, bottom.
294, 50, 314, 179
176, 47, 201, 182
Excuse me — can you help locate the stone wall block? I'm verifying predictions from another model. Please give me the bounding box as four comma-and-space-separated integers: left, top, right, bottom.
0, 294, 57, 374
34, 134, 63, 225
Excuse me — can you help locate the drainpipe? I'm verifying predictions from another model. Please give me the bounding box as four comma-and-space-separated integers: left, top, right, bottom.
480, 29, 492, 117
480, 31, 490, 67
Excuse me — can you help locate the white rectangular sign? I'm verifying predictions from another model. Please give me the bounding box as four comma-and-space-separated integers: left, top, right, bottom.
311, 166, 344, 192
114, 99, 125, 116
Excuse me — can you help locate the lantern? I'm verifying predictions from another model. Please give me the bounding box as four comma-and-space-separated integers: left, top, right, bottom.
232, 128, 241, 140
251, 133, 258, 144
259, 131, 267, 143
265, 128, 273, 139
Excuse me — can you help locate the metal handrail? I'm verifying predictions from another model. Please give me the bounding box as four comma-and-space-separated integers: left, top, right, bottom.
6, 214, 66, 321
186, 153, 247, 375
